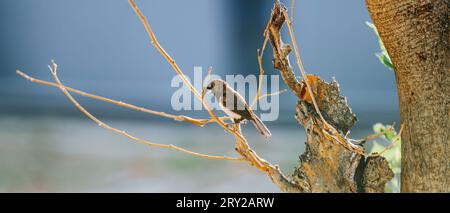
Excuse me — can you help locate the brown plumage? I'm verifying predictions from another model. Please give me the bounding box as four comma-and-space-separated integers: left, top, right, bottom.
207, 79, 271, 138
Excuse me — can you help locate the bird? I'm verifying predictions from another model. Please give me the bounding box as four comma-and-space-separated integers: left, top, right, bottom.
206, 79, 272, 138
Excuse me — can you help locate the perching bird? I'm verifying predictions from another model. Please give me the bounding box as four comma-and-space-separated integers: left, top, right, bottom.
206, 79, 271, 138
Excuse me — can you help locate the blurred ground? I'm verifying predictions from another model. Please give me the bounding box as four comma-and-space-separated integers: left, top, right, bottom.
0, 115, 375, 192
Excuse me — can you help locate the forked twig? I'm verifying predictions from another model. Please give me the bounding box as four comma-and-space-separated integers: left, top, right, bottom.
45, 60, 243, 162
16, 70, 229, 127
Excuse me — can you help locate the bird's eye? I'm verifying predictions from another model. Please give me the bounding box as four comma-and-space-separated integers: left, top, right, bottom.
210, 82, 215, 88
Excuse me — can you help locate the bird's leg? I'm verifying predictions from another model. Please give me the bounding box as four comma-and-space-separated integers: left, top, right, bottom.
240, 119, 248, 125
226, 118, 243, 130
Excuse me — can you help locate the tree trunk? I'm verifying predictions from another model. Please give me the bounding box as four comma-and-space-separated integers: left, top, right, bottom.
366, 0, 450, 192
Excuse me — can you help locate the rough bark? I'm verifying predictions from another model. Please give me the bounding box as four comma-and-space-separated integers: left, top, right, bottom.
291, 80, 393, 193
266, 3, 394, 193
366, 0, 450, 192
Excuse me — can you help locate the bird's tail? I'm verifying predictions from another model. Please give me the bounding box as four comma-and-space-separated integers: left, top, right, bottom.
250, 114, 272, 139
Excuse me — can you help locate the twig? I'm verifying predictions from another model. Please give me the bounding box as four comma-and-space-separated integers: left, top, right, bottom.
369, 124, 404, 157
290, 0, 296, 23
128, 1, 226, 129
261, 9, 274, 58
252, 49, 265, 108
282, 10, 327, 126
201, 66, 213, 100
16, 70, 228, 127
251, 49, 286, 109
258, 89, 288, 101
46, 60, 243, 162
364, 125, 395, 142
128, 0, 201, 101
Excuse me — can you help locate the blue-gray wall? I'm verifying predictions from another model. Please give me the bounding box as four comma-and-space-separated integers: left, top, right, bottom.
0, 0, 399, 126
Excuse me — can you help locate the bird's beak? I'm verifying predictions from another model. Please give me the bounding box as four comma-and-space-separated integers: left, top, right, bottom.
206, 86, 212, 90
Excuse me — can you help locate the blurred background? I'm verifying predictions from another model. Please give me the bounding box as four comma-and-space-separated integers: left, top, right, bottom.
0, 0, 399, 192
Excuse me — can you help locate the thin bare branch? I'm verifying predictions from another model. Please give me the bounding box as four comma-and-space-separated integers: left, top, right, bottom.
364, 125, 395, 142
16, 70, 229, 127
258, 89, 288, 101
46, 61, 243, 162
290, 0, 296, 23
201, 66, 213, 100
369, 124, 404, 157
261, 8, 274, 58
251, 49, 265, 108
250, 49, 286, 109
281, 10, 326, 125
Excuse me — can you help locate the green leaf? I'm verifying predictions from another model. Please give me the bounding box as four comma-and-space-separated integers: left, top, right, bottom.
376, 53, 394, 69
384, 125, 397, 141
373, 123, 386, 133
366, 21, 393, 70
373, 123, 398, 142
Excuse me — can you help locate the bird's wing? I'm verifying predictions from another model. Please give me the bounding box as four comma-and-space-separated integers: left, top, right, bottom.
224, 87, 253, 120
